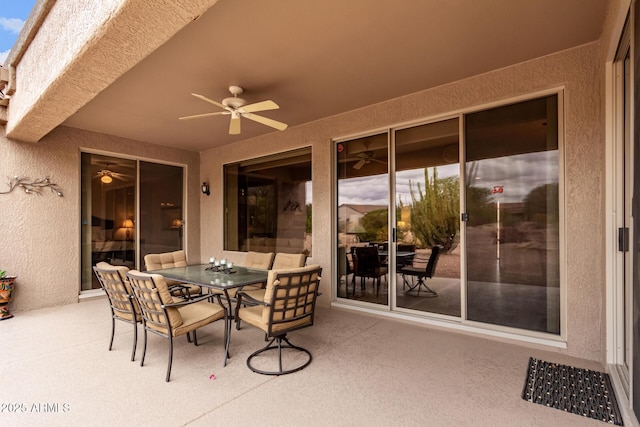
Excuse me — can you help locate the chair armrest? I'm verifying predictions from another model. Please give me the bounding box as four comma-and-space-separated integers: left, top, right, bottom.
168, 284, 192, 299
236, 291, 268, 307
163, 293, 221, 308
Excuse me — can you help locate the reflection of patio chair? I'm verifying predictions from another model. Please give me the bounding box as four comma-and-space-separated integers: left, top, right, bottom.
397, 244, 416, 268
401, 246, 441, 297
353, 246, 387, 297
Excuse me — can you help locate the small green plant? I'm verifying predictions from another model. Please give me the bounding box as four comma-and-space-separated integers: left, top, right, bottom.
0, 270, 6, 279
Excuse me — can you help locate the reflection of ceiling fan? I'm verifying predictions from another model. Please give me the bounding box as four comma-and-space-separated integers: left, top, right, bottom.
178, 85, 288, 135
93, 164, 130, 184
352, 151, 387, 170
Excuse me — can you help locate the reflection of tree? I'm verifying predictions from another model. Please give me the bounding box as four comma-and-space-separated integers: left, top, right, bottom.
409, 168, 460, 252
524, 183, 558, 225
356, 209, 388, 242
466, 185, 494, 226
306, 203, 312, 233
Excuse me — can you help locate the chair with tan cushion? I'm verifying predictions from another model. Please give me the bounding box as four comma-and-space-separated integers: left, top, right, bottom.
144, 250, 201, 297
271, 253, 306, 270
93, 262, 141, 361
126, 270, 229, 382
243, 251, 275, 269
236, 265, 322, 375
236, 253, 307, 317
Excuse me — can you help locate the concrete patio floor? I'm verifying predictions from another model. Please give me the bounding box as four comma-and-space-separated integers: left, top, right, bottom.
0, 298, 626, 426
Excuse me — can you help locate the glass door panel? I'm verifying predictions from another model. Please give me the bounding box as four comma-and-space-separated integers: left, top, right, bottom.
139, 161, 184, 269
80, 153, 136, 291
395, 119, 461, 316
336, 133, 389, 305
464, 95, 560, 334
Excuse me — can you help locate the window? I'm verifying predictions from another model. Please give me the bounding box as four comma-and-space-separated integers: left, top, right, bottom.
224, 147, 312, 256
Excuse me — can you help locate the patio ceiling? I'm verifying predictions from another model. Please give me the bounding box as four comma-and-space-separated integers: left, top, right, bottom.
62, 0, 607, 152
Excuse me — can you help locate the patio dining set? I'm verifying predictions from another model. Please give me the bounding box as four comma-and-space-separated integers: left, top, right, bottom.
92, 250, 321, 382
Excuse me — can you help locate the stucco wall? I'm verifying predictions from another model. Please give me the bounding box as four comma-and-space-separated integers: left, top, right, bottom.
201, 42, 605, 361
0, 126, 200, 311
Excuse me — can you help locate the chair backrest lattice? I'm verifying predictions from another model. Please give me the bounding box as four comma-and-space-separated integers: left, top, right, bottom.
127, 271, 183, 336
93, 263, 139, 321
264, 267, 322, 338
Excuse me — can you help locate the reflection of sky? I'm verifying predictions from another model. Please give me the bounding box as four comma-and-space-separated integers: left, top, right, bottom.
337, 151, 558, 206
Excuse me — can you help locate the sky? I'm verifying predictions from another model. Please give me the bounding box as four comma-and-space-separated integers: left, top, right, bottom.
338, 151, 558, 206
0, 1, 37, 63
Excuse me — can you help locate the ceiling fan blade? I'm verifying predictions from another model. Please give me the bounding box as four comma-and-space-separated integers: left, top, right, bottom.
191, 93, 226, 110
179, 111, 226, 120
241, 100, 279, 113
371, 158, 387, 165
229, 116, 241, 135
243, 113, 288, 131
353, 159, 366, 170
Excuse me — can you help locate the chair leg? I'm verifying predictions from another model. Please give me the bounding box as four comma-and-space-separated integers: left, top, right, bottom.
108, 317, 115, 351
246, 334, 312, 376
193, 330, 198, 346
131, 321, 138, 362
166, 335, 174, 382
223, 308, 231, 366
140, 328, 148, 367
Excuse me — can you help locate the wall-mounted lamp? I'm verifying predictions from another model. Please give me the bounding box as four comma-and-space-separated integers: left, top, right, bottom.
201, 182, 210, 196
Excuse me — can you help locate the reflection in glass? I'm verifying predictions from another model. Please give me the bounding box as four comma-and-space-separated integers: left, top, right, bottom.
139, 161, 184, 268
336, 133, 389, 306
224, 147, 312, 256
80, 153, 136, 291
395, 119, 461, 316
465, 95, 560, 334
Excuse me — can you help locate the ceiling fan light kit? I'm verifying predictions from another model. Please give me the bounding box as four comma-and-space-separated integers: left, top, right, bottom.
179, 86, 288, 135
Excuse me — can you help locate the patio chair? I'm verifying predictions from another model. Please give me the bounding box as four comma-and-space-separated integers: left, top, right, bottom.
126, 270, 229, 382
243, 251, 275, 269
234, 252, 308, 327
271, 252, 306, 269
400, 246, 441, 297
236, 265, 322, 375
352, 246, 388, 297
93, 262, 141, 361
144, 250, 201, 298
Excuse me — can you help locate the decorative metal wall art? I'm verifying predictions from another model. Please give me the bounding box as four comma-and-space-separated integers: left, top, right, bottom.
0, 176, 63, 196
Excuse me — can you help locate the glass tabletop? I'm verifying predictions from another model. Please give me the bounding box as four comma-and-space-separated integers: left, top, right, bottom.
149, 264, 268, 290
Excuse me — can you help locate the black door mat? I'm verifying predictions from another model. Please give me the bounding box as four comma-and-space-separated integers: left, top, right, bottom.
522, 357, 623, 425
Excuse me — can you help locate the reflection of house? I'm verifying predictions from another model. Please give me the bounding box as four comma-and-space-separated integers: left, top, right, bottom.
338, 204, 386, 233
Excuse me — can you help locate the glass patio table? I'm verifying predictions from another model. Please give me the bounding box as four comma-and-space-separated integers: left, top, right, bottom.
148, 264, 268, 309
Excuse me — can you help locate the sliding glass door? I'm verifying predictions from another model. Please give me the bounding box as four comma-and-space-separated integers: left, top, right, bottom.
336, 133, 389, 306
80, 153, 184, 291
394, 119, 461, 316
464, 95, 560, 334
335, 93, 562, 336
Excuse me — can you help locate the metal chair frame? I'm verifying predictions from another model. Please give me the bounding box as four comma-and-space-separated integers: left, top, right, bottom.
93, 265, 140, 361
127, 272, 230, 382
237, 267, 322, 375
401, 246, 441, 297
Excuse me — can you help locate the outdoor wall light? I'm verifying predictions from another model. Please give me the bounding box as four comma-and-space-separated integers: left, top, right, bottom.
201, 182, 210, 196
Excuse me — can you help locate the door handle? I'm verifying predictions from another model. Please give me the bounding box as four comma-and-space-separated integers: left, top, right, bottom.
619, 227, 629, 252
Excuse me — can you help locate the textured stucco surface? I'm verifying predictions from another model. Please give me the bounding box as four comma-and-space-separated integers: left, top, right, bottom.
5, 0, 218, 142
201, 43, 605, 362
0, 126, 200, 312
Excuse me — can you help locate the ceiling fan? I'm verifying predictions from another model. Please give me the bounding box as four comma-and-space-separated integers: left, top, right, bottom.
179, 86, 288, 135
351, 151, 387, 170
